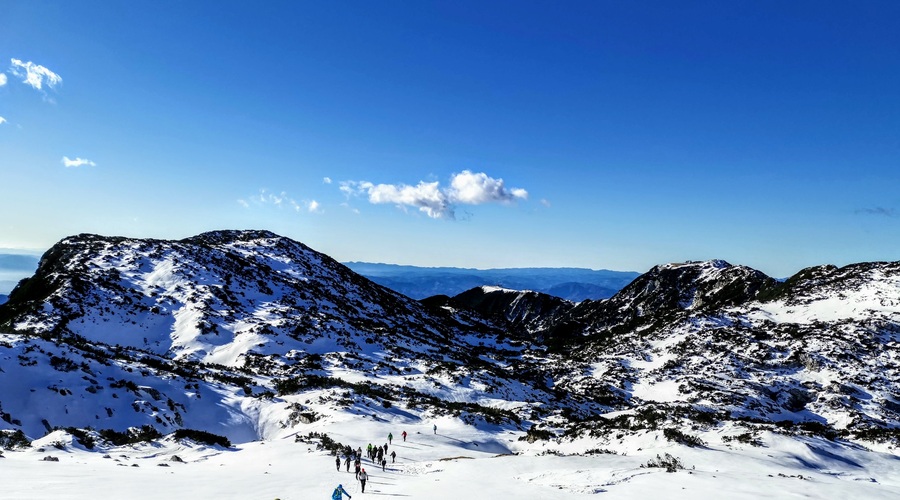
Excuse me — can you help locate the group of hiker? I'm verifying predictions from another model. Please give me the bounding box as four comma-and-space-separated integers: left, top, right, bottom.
331, 430, 411, 498
331, 431, 409, 496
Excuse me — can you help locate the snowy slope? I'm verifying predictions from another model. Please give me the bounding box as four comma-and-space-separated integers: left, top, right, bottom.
3, 413, 900, 499
1, 233, 900, 498
0, 231, 549, 442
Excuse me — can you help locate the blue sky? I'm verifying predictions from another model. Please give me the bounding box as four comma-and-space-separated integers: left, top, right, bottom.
1, 1, 899, 284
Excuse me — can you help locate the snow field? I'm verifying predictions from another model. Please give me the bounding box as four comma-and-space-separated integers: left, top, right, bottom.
5, 411, 900, 499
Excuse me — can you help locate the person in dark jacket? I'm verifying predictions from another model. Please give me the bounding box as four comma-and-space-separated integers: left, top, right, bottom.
390, 450, 396, 463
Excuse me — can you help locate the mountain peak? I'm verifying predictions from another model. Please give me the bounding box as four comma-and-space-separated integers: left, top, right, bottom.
620, 259, 774, 313
656, 258, 732, 272
182, 229, 285, 245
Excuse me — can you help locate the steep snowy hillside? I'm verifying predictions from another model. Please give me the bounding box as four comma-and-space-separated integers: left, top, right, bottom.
0, 231, 550, 442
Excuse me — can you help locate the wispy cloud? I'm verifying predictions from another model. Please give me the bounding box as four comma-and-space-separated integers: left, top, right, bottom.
10, 58, 62, 91
238, 189, 322, 215
856, 207, 896, 217
0, 116, 6, 125
62, 156, 96, 168
340, 170, 528, 220
340, 202, 361, 215
0, 73, 7, 86
323, 177, 332, 184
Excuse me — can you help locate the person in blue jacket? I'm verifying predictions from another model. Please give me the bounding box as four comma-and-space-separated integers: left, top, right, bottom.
332, 484, 351, 499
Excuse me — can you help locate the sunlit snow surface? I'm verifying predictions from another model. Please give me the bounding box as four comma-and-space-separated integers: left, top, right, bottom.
4, 413, 900, 499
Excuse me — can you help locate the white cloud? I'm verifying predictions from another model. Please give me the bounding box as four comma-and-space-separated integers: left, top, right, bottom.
540, 199, 551, 208
364, 180, 450, 218
339, 181, 357, 197
10, 58, 62, 91
0, 116, 6, 125
307, 200, 322, 213
339, 171, 527, 220
0, 73, 7, 86
447, 170, 528, 204
323, 177, 332, 184
62, 156, 96, 168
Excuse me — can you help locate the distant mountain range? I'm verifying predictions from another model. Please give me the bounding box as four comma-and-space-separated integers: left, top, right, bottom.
343, 262, 640, 301
0, 253, 41, 297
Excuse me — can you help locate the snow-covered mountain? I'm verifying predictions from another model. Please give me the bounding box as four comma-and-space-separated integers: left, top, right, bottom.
458, 259, 900, 443
2, 231, 900, 498
0, 230, 545, 442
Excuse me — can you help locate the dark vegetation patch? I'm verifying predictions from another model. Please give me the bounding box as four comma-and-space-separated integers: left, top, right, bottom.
172, 429, 231, 448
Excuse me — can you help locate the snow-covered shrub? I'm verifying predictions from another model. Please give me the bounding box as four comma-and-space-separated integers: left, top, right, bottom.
519, 426, 554, 443
642, 453, 685, 473
172, 429, 230, 448
98, 425, 161, 446
663, 428, 705, 447
0, 430, 31, 450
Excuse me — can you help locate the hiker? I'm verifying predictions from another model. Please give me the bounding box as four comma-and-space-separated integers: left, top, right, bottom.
390, 450, 396, 463
401, 430, 407, 442
332, 484, 352, 500
359, 468, 368, 493
335, 456, 341, 471
388, 432, 393, 445
345, 455, 351, 472
433, 424, 437, 434
381, 457, 387, 471
354, 458, 361, 479
384, 442, 388, 453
